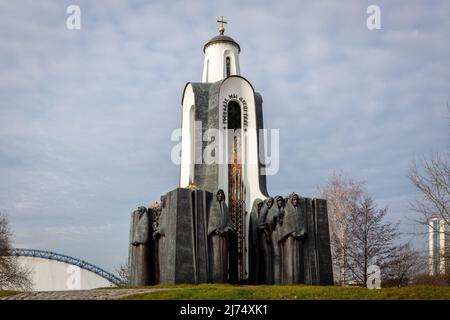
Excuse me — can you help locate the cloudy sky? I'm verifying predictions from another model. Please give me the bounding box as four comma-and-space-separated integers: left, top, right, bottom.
0, 0, 449, 272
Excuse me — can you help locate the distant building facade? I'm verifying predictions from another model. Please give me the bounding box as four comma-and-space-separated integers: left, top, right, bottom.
429, 217, 450, 275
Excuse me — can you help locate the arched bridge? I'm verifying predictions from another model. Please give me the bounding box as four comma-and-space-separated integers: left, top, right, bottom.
10, 248, 124, 286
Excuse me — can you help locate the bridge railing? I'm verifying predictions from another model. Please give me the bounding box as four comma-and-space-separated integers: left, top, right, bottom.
10, 248, 125, 286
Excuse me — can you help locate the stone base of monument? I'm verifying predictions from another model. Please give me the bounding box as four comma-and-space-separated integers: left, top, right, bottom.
128, 188, 333, 286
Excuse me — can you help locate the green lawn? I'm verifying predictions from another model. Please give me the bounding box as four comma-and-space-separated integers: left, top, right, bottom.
0, 291, 18, 297
121, 284, 450, 300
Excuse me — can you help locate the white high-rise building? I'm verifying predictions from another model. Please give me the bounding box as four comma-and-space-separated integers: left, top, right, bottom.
429, 217, 450, 275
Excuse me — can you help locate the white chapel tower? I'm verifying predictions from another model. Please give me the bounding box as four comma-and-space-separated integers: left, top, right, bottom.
128, 18, 334, 287
180, 17, 268, 281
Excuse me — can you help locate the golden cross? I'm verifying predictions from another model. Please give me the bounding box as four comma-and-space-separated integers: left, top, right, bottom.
217, 16, 227, 35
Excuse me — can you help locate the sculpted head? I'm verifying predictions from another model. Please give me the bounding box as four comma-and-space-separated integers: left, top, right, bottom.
160, 195, 166, 208
257, 201, 263, 211
216, 189, 225, 202
252, 199, 263, 212
275, 196, 285, 209
291, 193, 299, 207
266, 197, 274, 209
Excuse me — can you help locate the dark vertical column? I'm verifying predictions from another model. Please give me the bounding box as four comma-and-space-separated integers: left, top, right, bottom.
254, 92, 269, 197
190, 190, 198, 283
303, 197, 319, 285
313, 198, 334, 285
159, 190, 177, 283
174, 188, 196, 283
193, 190, 210, 283
156, 188, 214, 284
228, 231, 239, 283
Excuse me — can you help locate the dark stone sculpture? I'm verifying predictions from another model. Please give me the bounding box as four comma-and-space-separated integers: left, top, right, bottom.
128, 189, 334, 286
151, 197, 166, 284
249, 198, 263, 284
311, 198, 334, 285
208, 189, 233, 283
150, 188, 213, 284
129, 206, 151, 286
270, 196, 285, 284
279, 193, 306, 284
257, 197, 274, 284
128, 75, 334, 285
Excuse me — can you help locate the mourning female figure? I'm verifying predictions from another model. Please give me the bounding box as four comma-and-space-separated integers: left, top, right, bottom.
130, 206, 151, 285
279, 193, 307, 284
257, 197, 274, 284
151, 196, 166, 284
208, 189, 233, 283
249, 198, 264, 284
268, 195, 285, 284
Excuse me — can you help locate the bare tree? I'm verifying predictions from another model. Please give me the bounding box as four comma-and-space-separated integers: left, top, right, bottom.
408, 152, 450, 231
345, 196, 399, 286
0, 213, 32, 291
384, 242, 427, 287
320, 172, 402, 286
115, 262, 129, 286
319, 171, 364, 285
408, 152, 450, 277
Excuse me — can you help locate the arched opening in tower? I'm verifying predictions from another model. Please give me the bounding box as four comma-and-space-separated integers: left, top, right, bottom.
226, 56, 231, 77
227, 100, 244, 283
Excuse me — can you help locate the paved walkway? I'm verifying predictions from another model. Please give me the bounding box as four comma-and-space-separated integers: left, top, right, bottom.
0, 288, 175, 300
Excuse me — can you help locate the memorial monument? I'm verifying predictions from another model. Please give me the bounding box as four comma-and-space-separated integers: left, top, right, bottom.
128, 17, 333, 286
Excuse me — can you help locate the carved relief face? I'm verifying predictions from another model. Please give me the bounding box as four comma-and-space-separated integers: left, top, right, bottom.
292, 194, 299, 207
257, 201, 263, 211
267, 197, 274, 209
276, 196, 284, 209
217, 189, 225, 202
160, 196, 166, 208
138, 206, 146, 217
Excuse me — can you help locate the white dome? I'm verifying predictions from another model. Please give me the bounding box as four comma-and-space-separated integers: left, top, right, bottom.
202, 34, 241, 83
